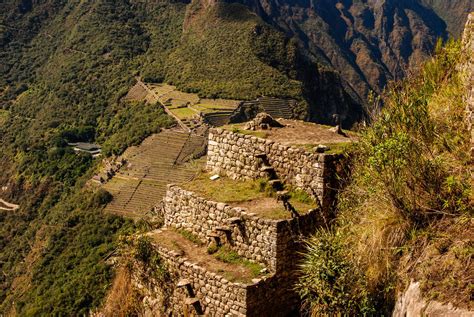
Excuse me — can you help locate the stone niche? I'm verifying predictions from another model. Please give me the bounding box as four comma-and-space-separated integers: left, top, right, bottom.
206, 128, 344, 209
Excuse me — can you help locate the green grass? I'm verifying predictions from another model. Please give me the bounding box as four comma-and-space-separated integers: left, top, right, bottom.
183, 173, 268, 203
297, 141, 354, 154
182, 173, 315, 219
221, 124, 269, 138
169, 107, 197, 120
214, 246, 263, 278
193, 103, 237, 113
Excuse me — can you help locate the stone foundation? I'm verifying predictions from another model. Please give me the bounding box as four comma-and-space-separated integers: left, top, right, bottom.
163, 184, 320, 272
206, 128, 343, 209
133, 235, 301, 316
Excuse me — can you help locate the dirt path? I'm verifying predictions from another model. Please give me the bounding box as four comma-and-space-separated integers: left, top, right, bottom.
135, 78, 191, 132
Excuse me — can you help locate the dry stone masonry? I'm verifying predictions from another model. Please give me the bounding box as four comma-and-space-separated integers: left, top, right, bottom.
207, 128, 343, 209
163, 184, 320, 272
134, 236, 304, 317
130, 126, 344, 316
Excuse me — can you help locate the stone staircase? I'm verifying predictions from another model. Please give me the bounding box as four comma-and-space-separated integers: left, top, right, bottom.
103, 130, 205, 218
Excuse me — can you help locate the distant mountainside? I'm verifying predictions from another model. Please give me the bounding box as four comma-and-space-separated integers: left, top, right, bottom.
235, 0, 473, 101
421, 0, 473, 36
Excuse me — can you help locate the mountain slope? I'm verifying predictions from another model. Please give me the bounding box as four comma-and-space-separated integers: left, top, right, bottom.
235, 0, 471, 101
0, 0, 359, 314
421, 0, 473, 36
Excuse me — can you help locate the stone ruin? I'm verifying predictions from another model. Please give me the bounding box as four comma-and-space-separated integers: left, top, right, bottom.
243, 112, 284, 131
130, 126, 345, 316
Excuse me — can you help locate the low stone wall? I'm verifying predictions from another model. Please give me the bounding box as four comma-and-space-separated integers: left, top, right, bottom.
206, 128, 343, 209
133, 240, 248, 316
163, 185, 320, 272
132, 235, 301, 317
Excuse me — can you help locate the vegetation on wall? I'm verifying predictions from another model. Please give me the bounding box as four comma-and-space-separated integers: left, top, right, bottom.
298, 39, 472, 314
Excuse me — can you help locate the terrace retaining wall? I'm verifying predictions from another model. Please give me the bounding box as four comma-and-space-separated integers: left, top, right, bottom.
133, 236, 300, 317
163, 184, 320, 273
206, 128, 343, 209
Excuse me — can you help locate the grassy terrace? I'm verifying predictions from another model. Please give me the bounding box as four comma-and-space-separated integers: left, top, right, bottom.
181, 172, 316, 219
151, 83, 239, 119
152, 228, 265, 283
221, 120, 358, 154
168, 106, 197, 120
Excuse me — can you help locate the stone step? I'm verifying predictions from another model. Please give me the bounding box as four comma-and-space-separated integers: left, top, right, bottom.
260, 166, 274, 172
177, 279, 191, 288
276, 190, 290, 199
227, 217, 242, 225
269, 179, 283, 189
185, 297, 200, 305
216, 226, 232, 232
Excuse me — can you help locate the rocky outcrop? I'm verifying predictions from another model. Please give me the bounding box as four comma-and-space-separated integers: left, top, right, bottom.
421, 0, 474, 36
393, 281, 474, 317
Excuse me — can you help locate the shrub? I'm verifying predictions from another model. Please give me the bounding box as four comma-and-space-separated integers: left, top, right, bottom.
298, 39, 471, 315
135, 237, 154, 263
298, 230, 375, 316
90, 188, 113, 207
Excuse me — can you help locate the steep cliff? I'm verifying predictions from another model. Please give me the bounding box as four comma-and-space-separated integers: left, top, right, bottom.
234, 0, 471, 102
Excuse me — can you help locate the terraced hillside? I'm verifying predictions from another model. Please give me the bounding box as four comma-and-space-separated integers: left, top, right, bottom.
103, 129, 206, 218
149, 83, 240, 127
202, 111, 236, 126
258, 97, 294, 119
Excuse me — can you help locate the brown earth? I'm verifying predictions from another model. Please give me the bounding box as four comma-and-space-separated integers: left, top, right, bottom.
150, 228, 264, 283
263, 119, 356, 147
235, 197, 313, 220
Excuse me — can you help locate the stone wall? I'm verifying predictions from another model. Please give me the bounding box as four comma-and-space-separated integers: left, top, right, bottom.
463, 13, 474, 158
132, 235, 302, 317
133, 240, 248, 316
163, 184, 320, 272
206, 128, 343, 209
